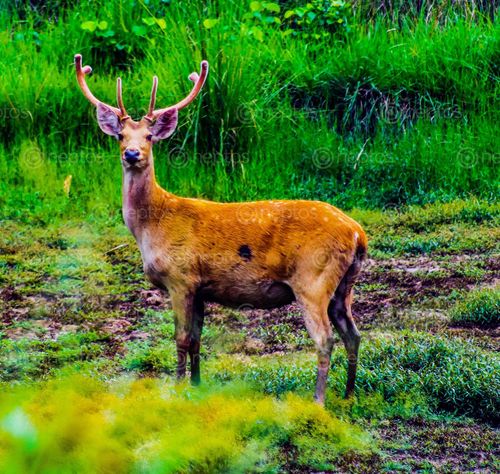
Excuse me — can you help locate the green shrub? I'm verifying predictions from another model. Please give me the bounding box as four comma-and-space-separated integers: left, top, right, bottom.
282, 0, 353, 39
451, 288, 500, 326
0, 377, 372, 472
121, 340, 177, 373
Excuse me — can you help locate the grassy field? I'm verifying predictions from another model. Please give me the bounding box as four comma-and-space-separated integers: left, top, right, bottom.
1, 199, 498, 472
0, 0, 499, 221
1, 0, 499, 472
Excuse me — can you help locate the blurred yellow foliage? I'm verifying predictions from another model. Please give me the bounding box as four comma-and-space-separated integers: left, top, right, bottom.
0, 375, 372, 473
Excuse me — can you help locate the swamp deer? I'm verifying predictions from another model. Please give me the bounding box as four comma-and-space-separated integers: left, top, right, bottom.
74, 54, 367, 404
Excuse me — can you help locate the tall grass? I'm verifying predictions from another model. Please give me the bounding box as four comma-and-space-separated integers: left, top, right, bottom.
351, 0, 497, 23
0, 0, 498, 223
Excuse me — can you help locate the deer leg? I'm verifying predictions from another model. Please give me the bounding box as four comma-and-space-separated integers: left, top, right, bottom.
328, 270, 361, 398
170, 291, 195, 380
297, 294, 334, 405
189, 294, 205, 385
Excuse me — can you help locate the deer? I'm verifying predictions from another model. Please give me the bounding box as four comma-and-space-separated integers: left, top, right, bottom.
74, 53, 368, 405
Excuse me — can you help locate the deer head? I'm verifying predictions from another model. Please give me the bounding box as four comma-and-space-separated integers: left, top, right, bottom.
74, 54, 208, 170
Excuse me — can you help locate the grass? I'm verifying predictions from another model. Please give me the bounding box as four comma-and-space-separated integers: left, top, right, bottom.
3, 313, 498, 421
1, 199, 498, 471
351, 0, 498, 23
451, 288, 500, 326
0, 1, 498, 224
0, 377, 372, 473
1, 200, 498, 422
1, 1, 499, 471
208, 332, 499, 423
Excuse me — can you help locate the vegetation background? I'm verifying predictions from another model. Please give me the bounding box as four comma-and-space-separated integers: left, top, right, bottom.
0, 1, 498, 473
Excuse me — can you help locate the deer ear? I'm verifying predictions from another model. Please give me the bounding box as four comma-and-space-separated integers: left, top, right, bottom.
97, 104, 123, 137
149, 109, 178, 142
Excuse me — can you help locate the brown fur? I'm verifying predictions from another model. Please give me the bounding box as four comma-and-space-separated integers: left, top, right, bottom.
120, 147, 367, 403
76, 58, 368, 404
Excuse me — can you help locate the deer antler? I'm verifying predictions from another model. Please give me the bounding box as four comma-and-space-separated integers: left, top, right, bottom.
74, 54, 129, 120
116, 77, 128, 118
145, 60, 209, 121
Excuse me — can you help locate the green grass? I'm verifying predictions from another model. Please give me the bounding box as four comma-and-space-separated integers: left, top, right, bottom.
451, 288, 500, 326
3, 303, 498, 422
207, 332, 499, 423
350, 0, 498, 23
0, 1, 498, 224
1, 1, 499, 471
1, 199, 498, 471
0, 377, 372, 473
352, 199, 500, 257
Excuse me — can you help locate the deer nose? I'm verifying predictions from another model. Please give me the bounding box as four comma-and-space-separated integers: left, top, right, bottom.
124, 149, 140, 164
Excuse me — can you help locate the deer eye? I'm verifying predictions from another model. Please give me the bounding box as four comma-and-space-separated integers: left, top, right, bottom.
117, 133, 124, 141
146, 134, 153, 142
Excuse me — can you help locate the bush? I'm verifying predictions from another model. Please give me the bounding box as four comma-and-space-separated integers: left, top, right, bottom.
121, 339, 177, 373
0, 377, 372, 472
451, 288, 500, 326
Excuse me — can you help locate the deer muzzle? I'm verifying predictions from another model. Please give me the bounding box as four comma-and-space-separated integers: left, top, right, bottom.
124, 148, 141, 165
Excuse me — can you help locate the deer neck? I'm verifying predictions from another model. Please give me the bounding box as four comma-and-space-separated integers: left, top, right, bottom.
121, 153, 169, 239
